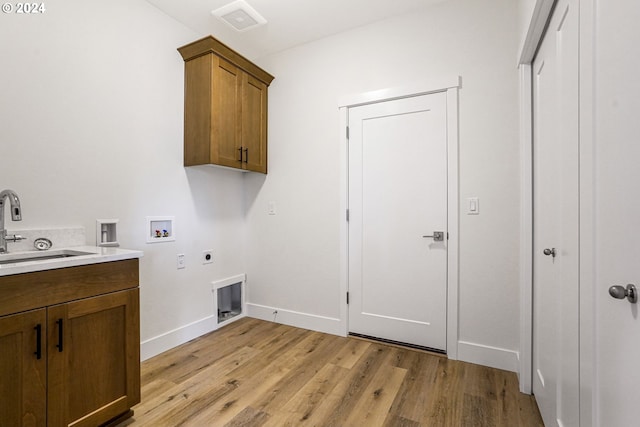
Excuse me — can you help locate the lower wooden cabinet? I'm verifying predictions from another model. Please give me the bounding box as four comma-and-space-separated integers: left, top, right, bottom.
0, 260, 140, 427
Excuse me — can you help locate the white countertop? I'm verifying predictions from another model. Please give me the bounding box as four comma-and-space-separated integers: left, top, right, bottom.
0, 246, 143, 276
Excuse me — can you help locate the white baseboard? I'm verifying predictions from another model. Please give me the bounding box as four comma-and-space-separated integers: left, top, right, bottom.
139, 311, 518, 376
246, 303, 345, 337
140, 315, 217, 361
457, 340, 519, 373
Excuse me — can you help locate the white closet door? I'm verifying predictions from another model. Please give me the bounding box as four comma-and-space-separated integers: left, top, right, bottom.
532, 0, 580, 425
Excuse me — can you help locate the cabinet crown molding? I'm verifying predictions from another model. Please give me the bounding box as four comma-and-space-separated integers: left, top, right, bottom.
178, 35, 274, 86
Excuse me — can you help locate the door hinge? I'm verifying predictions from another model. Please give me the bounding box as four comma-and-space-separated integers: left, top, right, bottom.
346, 126, 350, 140
346, 209, 350, 222
346, 292, 349, 304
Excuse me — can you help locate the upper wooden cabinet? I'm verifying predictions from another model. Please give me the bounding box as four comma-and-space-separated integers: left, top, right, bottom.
178, 36, 274, 174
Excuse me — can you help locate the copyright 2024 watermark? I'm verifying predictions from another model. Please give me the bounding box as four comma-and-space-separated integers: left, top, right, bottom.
2, 2, 46, 13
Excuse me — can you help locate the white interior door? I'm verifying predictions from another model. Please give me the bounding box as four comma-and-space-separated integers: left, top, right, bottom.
348, 92, 448, 352
532, 0, 580, 425
593, 1, 640, 425
532, 29, 560, 426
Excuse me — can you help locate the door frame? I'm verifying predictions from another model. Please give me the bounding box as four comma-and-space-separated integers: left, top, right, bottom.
518, 2, 595, 424
338, 76, 461, 358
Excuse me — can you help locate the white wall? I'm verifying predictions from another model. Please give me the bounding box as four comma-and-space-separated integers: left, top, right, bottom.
246, 0, 522, 371
1, 0, 524, 370
0, 0, 246, 359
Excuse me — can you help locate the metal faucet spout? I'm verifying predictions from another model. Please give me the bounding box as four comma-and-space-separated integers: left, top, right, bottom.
0, 189, 23, 253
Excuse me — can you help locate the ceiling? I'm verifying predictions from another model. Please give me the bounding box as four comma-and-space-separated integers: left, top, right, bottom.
146, 0, 449, 59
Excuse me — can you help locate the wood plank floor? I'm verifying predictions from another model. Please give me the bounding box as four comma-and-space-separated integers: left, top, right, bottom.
119, 318, 544, 427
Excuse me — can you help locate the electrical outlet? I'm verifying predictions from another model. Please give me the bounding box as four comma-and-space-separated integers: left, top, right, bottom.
177, 253, 185, 269
203, 250, 213, 264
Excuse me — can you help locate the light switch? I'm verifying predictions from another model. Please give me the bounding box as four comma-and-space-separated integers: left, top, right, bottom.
468, 197, 479, 215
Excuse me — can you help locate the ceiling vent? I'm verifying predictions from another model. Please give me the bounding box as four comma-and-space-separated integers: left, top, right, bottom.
211, 0, 267, 32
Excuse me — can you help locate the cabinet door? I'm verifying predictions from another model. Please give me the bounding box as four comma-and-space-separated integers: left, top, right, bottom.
184, 54, 214, 166
47, 289, 140, 427
0, 309, 47, 427
242, 73, 268, 173
213, 57, 243, 169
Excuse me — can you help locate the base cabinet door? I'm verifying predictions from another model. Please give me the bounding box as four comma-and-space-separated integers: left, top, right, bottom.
47, 289, 140, 427
0, 309, 47, 427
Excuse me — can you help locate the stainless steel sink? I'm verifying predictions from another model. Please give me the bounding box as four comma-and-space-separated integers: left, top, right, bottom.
0, 249, 95, 265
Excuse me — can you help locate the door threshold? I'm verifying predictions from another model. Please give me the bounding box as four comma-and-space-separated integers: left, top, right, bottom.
348, 333, 446, 356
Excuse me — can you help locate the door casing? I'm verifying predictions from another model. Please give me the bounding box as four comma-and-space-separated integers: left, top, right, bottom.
338, 76, 461, 359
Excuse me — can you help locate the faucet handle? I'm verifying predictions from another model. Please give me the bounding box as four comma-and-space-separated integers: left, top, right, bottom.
6, 234, 26, 242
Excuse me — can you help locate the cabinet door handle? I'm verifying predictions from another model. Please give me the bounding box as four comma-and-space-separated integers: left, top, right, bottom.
243, 148, 248, 163
56, 318, 63, 352
238, 147, 243, 162
34, 324, 42, 360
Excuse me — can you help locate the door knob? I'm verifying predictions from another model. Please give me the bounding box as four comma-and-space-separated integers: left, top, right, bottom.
543, 248, 556, 257
609, 284, 638, 303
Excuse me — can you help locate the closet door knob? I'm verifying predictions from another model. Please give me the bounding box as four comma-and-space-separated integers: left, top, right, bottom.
609, 284, 638, 303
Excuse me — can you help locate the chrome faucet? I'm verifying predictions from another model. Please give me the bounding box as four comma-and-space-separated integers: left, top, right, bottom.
0, 189, 24, 253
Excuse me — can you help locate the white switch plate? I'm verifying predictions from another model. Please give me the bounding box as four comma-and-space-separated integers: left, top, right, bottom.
268, 201, 277, 215
202, 250, 213, 264
467, 197, 479, 215
177, 253, 185, 269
